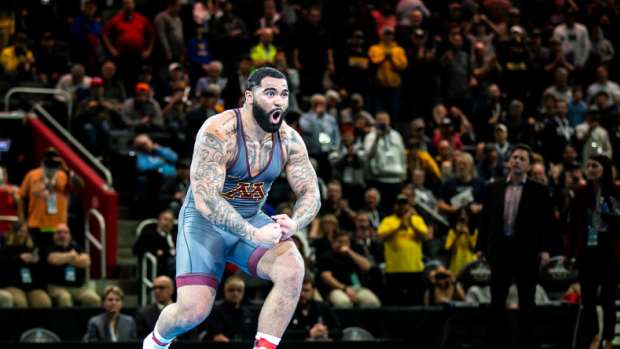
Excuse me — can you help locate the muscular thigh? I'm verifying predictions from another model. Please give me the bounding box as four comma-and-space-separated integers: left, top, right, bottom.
176, 204, 230, 282
225, 212, 274, 277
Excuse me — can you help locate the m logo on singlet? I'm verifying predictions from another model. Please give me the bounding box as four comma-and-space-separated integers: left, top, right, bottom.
221, 182, 266, 201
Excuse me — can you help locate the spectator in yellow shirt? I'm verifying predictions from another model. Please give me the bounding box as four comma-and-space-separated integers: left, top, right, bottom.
378, 194, 430, 305
250, 28, 278, 67
368, 26, 407, 119
1, 33, 35, 80
445, 209, 478, 276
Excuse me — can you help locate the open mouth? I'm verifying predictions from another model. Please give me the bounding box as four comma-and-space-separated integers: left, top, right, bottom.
270, 110, 283, 123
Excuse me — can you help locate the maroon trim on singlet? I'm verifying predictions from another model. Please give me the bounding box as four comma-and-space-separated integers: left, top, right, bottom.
226, 109, 244, 171
238, 111, 276, 180
277, 130, 286, 170
247, 237, 293, 278
248, 247, 269, 277
176, 273, 219, 288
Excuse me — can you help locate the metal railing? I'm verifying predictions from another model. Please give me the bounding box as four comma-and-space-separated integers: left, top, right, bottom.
141, 252, 158, 306
4, 87, 73, 119
136, 218, 177, 306
0, 111, 26, 120
0, 215, 18, 223
136, 218, 159, 306
85, 208, 106, 279
33, 104, 113, 187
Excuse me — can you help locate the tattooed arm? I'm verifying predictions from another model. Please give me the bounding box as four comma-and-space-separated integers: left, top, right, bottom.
190, 116, 259, 240
283, 125, 321, 231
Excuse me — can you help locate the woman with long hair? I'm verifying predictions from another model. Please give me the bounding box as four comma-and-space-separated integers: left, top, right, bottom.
567, 155, 620, 349
0, 222, 51, 307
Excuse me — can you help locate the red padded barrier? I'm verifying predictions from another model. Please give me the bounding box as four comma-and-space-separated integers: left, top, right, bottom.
28, 116, 118, 274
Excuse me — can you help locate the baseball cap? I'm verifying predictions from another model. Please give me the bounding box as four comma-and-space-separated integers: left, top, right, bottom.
510, 25, 525, 35
135, 82, 151, 93
495, 123, 507, 132
396, 194, 409, 203
168, 62, 182, 72
90, 76, 103, 87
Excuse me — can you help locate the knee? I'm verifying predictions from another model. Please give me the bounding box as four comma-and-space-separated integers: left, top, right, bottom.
329, 290, 353, 309
52, 288, 73, 307
0, 290, 13, 308
357, 289, 381, 308
177, 299, 212, 328
7, 288, 27, 308
29, 290, 52, 308
271, 249, 305, 297
79, 291, 101, 307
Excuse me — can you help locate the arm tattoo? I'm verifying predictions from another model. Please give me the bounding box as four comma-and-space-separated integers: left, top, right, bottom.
191, 129, 257, 239
285, 128, 321, 229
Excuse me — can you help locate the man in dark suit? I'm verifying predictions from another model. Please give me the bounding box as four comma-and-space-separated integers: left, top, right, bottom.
135, 276, 174, 338
84, 286, 137, 342
477, 144, 553, 349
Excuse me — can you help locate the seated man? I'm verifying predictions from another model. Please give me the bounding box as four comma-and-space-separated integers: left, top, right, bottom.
133, 134, 178, 217
201, 275, 256, 342
286, 276, 341, 340
135, 276, 174, 338
132, 209, 176, 277
84, 285, 137, 342
44, 224, 101, 307
317, 231, 381, 308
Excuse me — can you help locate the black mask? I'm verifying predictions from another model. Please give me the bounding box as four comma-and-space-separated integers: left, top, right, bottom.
253, 103, 285, 133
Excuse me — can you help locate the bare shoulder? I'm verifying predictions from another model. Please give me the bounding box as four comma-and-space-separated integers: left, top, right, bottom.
193, 110, 238, 165
200, 110, 237, 140
279, 122, 306, 155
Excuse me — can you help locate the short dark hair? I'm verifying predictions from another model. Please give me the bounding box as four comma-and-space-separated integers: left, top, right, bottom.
511, 144, 533, 162
246, 67, 287, 91
303, 274, 315, 287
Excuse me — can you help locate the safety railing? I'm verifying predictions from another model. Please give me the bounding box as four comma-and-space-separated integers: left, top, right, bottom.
136, 218, 178, 306
33, 104, 113, 187
85, 208, 106, 279
141, 252, 158, 306
0, 215, 18, 223
4, 87, 73, 121
136, 218, 159, 306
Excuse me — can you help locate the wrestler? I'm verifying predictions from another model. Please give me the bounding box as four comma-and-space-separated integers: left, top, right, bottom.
143, 67, 320, 349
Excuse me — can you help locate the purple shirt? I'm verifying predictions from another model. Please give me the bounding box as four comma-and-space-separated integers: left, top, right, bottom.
503, 178, 525, 236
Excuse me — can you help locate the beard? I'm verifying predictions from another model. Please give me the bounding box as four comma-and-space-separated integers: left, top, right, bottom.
253, 103, 286, 133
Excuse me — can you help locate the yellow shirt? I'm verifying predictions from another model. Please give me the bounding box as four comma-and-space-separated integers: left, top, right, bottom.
378, 214, 428, 273
368, 42, 407, 88
18, 168, 69, 229
250, 43, 277, 65
0, 46, 35, 73
445, 229, 478, 276
406, 148, 441, 180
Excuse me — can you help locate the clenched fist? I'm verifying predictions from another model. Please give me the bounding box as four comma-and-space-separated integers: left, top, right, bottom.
252, 223, 282, 247
271, 214, 299, 240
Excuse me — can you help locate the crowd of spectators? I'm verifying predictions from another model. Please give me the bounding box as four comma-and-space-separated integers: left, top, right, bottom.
1, 0, 620, 346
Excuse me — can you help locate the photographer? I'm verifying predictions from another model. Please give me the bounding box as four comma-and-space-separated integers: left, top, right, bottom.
423, 266, 464, 305
364, 111, 406, 211
18, 148, 77, 247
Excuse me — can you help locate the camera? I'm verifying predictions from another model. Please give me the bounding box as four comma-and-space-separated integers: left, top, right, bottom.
43, 158, 61, 169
